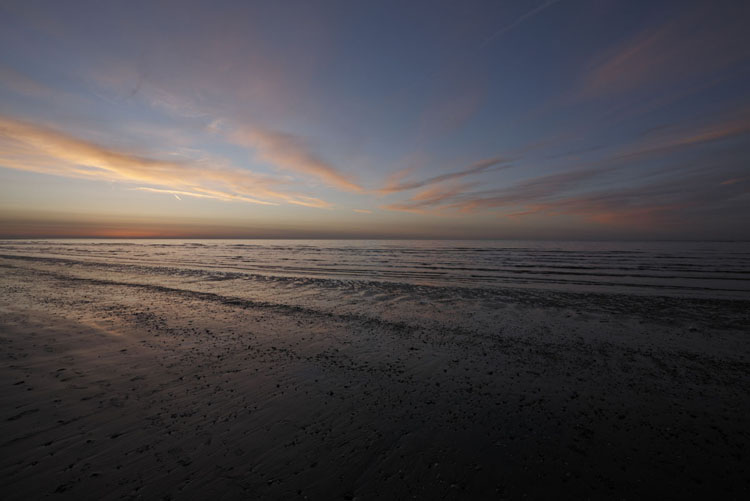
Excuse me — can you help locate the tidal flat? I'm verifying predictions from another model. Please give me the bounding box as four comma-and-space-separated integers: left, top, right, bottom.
1, 241, 748, 499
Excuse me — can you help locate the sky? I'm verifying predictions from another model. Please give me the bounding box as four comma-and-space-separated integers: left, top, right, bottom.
0, 0, 748, 239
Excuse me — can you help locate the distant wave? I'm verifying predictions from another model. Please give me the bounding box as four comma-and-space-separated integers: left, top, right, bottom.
0, 239, 749, 300
2, 253, 748, 333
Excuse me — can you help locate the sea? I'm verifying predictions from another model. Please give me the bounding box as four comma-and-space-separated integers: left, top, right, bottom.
0, 239, 748, 302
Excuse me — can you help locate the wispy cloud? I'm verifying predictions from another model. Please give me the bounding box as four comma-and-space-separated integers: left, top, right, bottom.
720, 177, 747, 186
383, 165, 605, 214
446, 169, 602, 213
503, 162, 749, 228
231, 127, 363, 192
386, 164, 743, 230
382, 110, 750, 218
480, 0, 562, 48
382, 181, 477, 214
132, 187, 278, 206
0, 115, 330, 207
629, 110, 750, 157
415, 79, 485, 144
381, 156, 512, 193
579, 5, 749, 99
88, 57, 364, 196
0, 65, 56, 98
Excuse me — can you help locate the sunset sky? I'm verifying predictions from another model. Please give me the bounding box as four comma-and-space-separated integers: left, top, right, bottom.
0, 0, 748, 239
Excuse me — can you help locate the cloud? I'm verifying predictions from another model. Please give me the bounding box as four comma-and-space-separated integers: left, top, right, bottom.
580, 4, 749, 99
88, 56, 363, 196
385, 166, 601, 214
629, 111, 750, 157
503, 165, 747, 228
0, 114, 331, 207
89, 59, 363, 195
415, 80, 485, 144
382, 106, 750, 217
132, 187, 278, 206
480, 0, 562, 48
446, 169, 603, 213
0, 64, 94, 113
381, 156, 512, 193
0, 65, 56, 98
420, 149, 748, 230
231, 127, 363, 192
382, 181, 478, 214
720, 177, 747, 186
383, 185, 472, 213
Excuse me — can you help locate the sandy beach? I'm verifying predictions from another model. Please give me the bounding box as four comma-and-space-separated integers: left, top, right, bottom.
1, 252, 748, 499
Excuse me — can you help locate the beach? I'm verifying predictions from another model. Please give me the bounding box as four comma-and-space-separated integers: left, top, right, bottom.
1, 241, 748, 499
3, 0, 750, 497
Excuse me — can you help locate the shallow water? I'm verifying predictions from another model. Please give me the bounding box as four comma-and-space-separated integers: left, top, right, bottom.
1, 239, 748, 300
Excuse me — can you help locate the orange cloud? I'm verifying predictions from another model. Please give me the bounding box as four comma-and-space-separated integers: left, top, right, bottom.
231, 127, 363, 192
720, 178, 746, 186
0, 115, 331, 208
381, 182, 477, 214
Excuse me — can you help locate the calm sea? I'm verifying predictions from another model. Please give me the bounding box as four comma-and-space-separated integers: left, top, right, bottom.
1, 239, 748, 300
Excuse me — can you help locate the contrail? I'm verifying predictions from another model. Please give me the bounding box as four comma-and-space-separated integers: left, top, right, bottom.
480, 0, 562, 48
394, 0, 564, 98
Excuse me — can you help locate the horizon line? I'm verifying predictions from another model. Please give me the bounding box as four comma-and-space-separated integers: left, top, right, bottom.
0, 236, 747, 243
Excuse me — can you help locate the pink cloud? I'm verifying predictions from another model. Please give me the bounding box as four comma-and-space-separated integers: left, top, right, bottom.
231, 127, 363, 192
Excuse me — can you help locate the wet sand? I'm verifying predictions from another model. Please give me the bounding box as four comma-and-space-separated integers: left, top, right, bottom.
1, 257, 749, 499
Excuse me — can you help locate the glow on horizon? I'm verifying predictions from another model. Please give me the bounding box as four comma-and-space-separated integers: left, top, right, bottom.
0, 0, 748, 239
